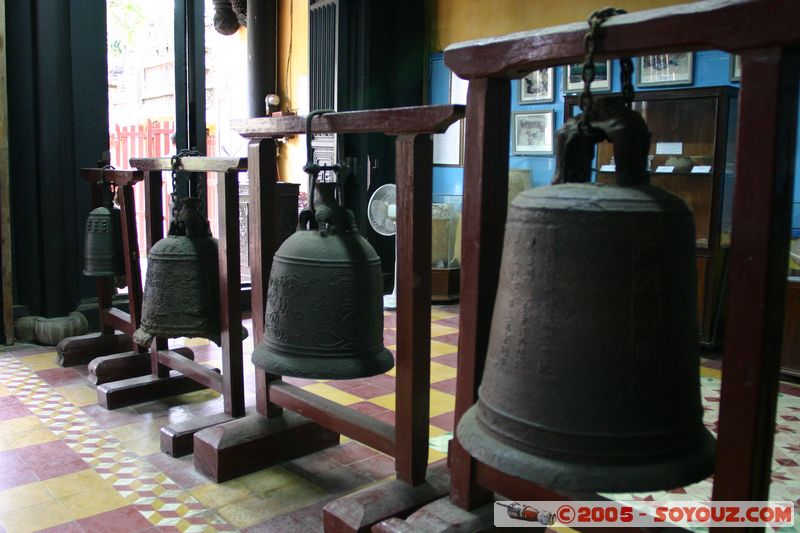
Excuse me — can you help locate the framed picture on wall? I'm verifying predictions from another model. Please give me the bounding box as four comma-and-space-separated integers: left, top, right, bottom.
563, 61, 611, 93
730, 54, 741, 82
637, 53, 693, 87
512, 111, 554, 155
518, 68, 554, 104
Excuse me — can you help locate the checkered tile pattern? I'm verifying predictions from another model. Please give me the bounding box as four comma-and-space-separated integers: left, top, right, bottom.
1, 305, 799, 532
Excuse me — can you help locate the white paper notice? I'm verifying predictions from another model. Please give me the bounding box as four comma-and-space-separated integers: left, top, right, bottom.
655, 165, 675, 173
691, 165, 712, 173
655, 142, 683, 155
599, 164, 616, 172
450, 73, 469, 105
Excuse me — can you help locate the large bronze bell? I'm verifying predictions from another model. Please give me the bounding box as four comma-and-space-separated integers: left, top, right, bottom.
83, 184, 125, 277
133, 198, 222, 347
251, 180, 394, 380
456, 97, 715, 492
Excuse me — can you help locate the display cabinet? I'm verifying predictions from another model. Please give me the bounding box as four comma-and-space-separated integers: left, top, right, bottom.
431, 194, 462, 301
566, 86, 738, 347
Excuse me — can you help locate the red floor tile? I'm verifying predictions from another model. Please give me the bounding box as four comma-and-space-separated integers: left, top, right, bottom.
16, 440, 88, 480
430, 412, 455, 432
349, 454, 395, 480
434, 332, 459, 345
0, 396, 33, 420
348, 401, 389, 417
77, 505, 153, 533
35, 367, 85, 387
433, 352, 458, 368
37, 522, 84, 533
345, 382, 393, 399
431, 377, 457, 395
326, 441, 379, 466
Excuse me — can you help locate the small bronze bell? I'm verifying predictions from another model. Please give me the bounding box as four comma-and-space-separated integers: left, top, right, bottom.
251, 182, 394, 379
134, 198, 222, 347
456, 96, 715, 492
83, 183, 125, 277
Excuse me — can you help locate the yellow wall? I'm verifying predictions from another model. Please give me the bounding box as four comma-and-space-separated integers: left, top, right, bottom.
277, 0, 310, 186
430, 0, 691, 51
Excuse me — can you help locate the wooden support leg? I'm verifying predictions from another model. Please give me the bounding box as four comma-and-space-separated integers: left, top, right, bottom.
87, 346, 195, 385
96, 367, 217, 410
56, 332, 132, 367
322, 461, 450, 533
372, 497, 494, 533
449, 78, 510, 510
193, 411, 339, 482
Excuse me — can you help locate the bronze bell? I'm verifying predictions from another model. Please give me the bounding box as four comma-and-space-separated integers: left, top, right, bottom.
133, 198, 223, 348
251, 182, 394, 379
456, 97, 715, 492
83, 184, 125, 277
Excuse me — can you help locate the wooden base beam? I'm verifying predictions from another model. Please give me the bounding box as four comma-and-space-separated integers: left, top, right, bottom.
160, 412, 235, 458
96, 369, 217, 410
193, 411, 339, 483
56, 332, 131, 367
87, 347, 195, 385
322, 461, 450, 533
372, 497, 494, 533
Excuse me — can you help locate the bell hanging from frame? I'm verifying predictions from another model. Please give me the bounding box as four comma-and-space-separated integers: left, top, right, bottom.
456, 96, 715, 492
83, 183, 125, 278
251, 181, 394, 380
134, 198, 224, 348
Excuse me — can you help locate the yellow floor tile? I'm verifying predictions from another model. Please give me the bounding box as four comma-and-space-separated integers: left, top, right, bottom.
367, 392, 395, 411
430, 324, 458, 338
0, 383, 11, 397
58, 486, 128, 520
430, 340, 457, 357
18, 352, 58, 371
54, 383, 97, 407
700, 366, 722, 379
2, 426, 59, 449
215, 494, 284, 529
43, 469, 111, 499
238, 466, 301, 495
429, 389, 456, 418
123, 434, 162, 456
180, 337, 210, 347
428, 448, 447, 464
0, 482, 54, 514
301, 383, 363, 406
269, 479, 326, 509
108, 419, 165, 443
0, 416, 46, 437
430, 309, 458, 321
190, 480, 252, 509
430, 362, 457, 382
385, 367, 396, 377
0, 499, 72, 533
428, 425, 450, 438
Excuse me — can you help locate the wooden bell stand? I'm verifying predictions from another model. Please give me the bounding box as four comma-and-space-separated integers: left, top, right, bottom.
58, 167, 195, 379
188, 106, 463, 530
375, 1, 800, 531
93, 156, 251, 457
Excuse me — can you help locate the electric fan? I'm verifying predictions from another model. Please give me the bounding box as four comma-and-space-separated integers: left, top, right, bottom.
367, 184, 398, 309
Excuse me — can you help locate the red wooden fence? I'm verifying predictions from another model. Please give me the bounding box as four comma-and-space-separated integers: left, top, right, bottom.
109, 120, 219, 254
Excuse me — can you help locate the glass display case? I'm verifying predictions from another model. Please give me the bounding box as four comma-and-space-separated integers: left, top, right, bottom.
431, 194, 462, 301
566, 86, 738, 347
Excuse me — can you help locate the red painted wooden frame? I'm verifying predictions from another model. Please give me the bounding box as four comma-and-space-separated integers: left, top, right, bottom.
233, 104, 464, 485
443, 0, 800, 520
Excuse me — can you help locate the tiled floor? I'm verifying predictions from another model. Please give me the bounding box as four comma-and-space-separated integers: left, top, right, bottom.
0, 305, 798, 532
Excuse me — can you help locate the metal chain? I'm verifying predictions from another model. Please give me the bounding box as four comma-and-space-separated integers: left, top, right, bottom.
620, 56, 635, 106
579, 7, 627, 131
170, 148, 200, 223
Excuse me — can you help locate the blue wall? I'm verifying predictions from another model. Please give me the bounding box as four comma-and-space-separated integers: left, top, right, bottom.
429, 51, 800, 232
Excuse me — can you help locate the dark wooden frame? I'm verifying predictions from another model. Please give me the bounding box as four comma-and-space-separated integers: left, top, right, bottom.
443, 0, 800, 520
94, 157, 249, 457
193, 105, 463, 529
57, 168, 155, 369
